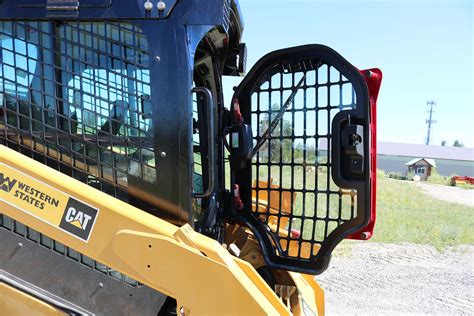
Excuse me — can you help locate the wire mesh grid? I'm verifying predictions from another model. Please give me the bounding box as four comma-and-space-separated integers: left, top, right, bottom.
0, 20, 155, 202
251, 61, 358, 260
192, 91, 204, 215
0, 213, 141, 287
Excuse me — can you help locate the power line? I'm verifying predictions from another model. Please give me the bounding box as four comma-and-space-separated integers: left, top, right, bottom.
425, 100, 436, 145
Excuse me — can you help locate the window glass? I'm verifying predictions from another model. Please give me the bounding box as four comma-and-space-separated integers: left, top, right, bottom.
416, 167, 426, 174
0, 26, 38, 102
0, 21, 156, 194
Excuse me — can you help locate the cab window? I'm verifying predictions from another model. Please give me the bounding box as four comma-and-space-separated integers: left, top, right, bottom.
0, 21, 156, 196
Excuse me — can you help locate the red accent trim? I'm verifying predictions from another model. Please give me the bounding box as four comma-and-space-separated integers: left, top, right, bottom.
349, 68, 382, 240
233, 184, 244, 210
232, 97, 244, 125
290, 229, 301, 239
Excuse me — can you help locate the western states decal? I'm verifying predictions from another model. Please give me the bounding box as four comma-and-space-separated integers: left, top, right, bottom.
0, 163, 99, 242
1, 176, 59, 210
1, 173, 17, 193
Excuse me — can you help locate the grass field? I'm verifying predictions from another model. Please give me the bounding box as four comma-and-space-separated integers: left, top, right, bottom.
371, 174, 474, 248
251, 164, 474, 249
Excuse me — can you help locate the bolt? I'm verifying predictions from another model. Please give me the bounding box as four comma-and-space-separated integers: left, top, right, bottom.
144, 1, 153, 11
364, 70, 373, 78
157, 1, 166, 10
155, 56, 161, 62
351, 134, 361, 145
160, 151, 166, 158
9, 243, 23, 259
360, 232, 370, 240
179, 306, 185, 316
89, 282, 104, 298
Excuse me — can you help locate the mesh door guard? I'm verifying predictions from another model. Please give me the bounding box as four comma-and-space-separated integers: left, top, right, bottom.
232, 44, 373, 274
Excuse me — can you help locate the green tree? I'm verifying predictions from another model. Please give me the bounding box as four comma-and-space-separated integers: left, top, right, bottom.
258, 103, 318, 164
257, 104, 293, 163
453, 140, 464, 147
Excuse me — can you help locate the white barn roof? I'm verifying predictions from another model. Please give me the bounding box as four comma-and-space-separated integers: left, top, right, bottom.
318, 140, 474, 162
405, 158, 436, 167
377, 142, 474, 162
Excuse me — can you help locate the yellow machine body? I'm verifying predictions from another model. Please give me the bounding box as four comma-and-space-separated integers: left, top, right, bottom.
1, 283, 66, 316
0, 145, 324, 315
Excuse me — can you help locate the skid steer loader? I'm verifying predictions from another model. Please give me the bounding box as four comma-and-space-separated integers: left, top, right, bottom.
0, 0, 382, 315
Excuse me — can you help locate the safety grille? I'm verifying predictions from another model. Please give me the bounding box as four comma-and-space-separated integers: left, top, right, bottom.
0, 20, 155, 203
0, 213, 141, 287
222, 0, 232, 32
192, 91, 203, 217
251, 62, 357, 260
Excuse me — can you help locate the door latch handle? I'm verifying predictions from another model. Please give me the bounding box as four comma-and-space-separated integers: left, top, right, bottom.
341, 124, 364, 175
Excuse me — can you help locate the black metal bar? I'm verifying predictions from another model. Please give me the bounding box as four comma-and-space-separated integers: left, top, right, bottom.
192, 87, 215, 199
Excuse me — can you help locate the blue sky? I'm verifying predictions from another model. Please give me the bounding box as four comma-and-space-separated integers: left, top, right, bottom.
223, 0, 473, 147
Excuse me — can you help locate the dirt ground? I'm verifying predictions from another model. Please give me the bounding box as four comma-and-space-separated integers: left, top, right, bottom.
415, 182, 474, 207
317, 242, 474, 315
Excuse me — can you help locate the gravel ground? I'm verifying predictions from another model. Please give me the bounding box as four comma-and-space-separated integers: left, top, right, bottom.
317, 242, 474, 315
415, 182, 474, 207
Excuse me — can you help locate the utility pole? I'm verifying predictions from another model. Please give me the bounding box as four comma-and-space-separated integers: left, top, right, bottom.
425, 100, 436, 145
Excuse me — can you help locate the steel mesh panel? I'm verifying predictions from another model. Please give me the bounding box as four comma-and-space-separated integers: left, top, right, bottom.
0, 213, 141, 287
192, 91, 203, 214
0, 20, 155, 202
251, 62, 357, 260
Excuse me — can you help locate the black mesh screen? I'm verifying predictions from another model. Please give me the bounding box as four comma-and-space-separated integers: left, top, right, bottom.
251, 62, 358, 260
0, 213, 141, 287
192, 90, 204, 216
0, 20, 155, 202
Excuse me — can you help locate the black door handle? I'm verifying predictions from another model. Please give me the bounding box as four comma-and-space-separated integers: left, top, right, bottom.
341, 123, 364, 176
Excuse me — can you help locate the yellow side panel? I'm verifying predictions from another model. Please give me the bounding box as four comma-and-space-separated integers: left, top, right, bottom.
0, 283, 65, 316
289, 272, 325, 316
113, 230, 286, 315
0, 145, 288, 315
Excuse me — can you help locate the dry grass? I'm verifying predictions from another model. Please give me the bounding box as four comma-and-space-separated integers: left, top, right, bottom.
372, 174, 474, 248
